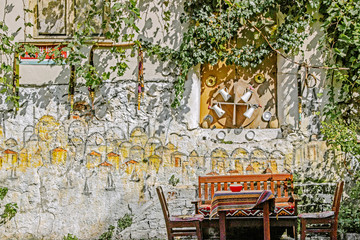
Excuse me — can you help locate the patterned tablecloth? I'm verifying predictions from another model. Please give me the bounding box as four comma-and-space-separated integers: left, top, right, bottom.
210, 190, 275, 219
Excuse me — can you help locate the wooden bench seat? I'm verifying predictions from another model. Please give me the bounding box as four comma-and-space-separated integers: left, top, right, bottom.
193, 174, 299, 239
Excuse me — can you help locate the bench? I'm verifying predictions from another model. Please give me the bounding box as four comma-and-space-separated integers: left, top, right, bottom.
193, 174, 299, 239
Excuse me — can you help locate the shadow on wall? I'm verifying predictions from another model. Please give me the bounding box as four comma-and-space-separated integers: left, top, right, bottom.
293, 140, 352, 182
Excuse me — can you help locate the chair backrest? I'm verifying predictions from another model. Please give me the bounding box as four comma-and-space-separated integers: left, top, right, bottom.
331, 181, 344, 218
198, 173, 293, 203
156, 186, 170, 222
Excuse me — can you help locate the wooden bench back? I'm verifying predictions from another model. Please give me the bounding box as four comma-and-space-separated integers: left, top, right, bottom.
198, 174, 294, 204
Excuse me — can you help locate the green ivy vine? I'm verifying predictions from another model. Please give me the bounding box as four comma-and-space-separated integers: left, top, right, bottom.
142, 0, 313, 107
319, 0, 360, 178
320, 1, 360, 124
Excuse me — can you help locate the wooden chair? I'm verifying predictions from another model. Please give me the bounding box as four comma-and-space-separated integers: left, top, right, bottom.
156, 186, 204, 240
299, 181, 344, 240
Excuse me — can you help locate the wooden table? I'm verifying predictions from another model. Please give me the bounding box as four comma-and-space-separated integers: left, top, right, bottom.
210, 190, 275, 240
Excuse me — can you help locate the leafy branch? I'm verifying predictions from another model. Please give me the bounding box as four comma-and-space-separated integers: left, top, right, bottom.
142, 0, 314, 107
0, 187, 18, 226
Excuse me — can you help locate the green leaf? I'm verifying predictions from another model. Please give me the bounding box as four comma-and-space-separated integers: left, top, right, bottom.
334, 48, 346, 57
112, 3, 123, 10
0, 187, 8, 200
339, 33, 351, 43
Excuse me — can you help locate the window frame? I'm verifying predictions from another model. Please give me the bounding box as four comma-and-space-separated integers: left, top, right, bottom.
28, 0, 109, 40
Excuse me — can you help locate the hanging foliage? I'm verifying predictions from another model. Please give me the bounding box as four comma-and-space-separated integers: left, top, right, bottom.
320, 0, 360, 124
142, 0, 313, 107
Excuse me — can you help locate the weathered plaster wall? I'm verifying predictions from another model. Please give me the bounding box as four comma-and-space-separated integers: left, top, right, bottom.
0, 1, 351, 240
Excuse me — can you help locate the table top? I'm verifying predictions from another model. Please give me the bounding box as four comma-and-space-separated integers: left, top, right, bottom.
210, 190, 275, 219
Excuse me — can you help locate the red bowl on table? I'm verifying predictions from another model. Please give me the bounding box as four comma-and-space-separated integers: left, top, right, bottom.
229, 184, 243, 192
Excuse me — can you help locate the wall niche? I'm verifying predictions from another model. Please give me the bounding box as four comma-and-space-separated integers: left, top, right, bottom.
200, 55, 278, 129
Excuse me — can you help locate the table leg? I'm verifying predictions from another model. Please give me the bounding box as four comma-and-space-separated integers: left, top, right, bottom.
219, 211, 226, 240
263, 201, 270, 240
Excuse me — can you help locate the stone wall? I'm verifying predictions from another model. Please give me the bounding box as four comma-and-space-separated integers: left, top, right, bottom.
0, 80, 285, 239
0, 79, 347, 240
0, 1, 352, 239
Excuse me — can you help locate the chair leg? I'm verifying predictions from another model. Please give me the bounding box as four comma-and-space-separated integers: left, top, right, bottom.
331, 223, 338, 240
293, 223, 298, 240
195, 221, 203, 240
300, 219, 306, 240
331, 231, 337, 240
